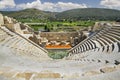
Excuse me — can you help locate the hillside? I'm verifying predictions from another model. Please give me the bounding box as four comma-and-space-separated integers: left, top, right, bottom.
56, 8, 120, 21
0, 8, 57, 22
1, 8, 120, 21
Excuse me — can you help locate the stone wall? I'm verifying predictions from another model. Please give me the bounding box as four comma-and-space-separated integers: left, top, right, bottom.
40, 32, 79, 41
40, 32, 82, 47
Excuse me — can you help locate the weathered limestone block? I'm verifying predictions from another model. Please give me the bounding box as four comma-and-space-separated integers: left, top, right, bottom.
34, 71, 61, 78
35, 73, 60, 78
0, 13, 4, 26
12, 18, 18, 23
4, 23, 14, 31
4, 16, 17, 24
83, 31, 89, 37
100, 67, 116, 73
83, 71, 101, 76
4, 23, 23, 34
14, 23, 23, 34
93, 22, 103, 31
4, 16, 13, 24
16, 72, 33, 80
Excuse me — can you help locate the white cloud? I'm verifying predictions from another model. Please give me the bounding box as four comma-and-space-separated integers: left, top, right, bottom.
56, 2, 87, 11
0, 0, 16, 9
16, 0, 87, 12
100, 0, 120, 9
0, 0, 87, 11
17, 0, 41, 10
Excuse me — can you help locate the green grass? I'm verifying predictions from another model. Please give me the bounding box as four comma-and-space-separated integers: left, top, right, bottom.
17, 18, 96, 31
29, 25, 45, 31
17, 18, 95, 27
51, 21, 95, 27
48, 50, 68, 59
45, 21, 95, 31
76, 21, 95, 27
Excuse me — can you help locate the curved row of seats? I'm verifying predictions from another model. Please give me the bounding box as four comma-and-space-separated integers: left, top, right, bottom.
62, 23, 120, 79
67, 42, 120, 63
0, 26, 51, 61
67, 23, 120, 62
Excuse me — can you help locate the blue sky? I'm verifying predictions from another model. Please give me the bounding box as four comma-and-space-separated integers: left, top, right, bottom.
0, 0, 120, 12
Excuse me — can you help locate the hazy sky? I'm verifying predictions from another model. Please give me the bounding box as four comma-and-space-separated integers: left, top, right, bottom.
0, 0, 120, 11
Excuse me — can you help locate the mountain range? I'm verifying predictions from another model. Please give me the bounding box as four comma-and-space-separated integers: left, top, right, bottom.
1, 8, 120, 21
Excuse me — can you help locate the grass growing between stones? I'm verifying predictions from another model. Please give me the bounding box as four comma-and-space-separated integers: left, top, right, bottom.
48, 50, 68, 59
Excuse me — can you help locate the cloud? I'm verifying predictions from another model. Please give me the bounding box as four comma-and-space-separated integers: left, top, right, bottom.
100, 0, 120, 9
16, 0, 41, 10
0, 0, 16, 9
16, 0, 87, 12
56, 2, 87, 11
0, 0, 87, 11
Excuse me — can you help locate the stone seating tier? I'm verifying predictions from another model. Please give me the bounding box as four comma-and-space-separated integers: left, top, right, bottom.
0, 26, 51, 61
68, 24, 120, 56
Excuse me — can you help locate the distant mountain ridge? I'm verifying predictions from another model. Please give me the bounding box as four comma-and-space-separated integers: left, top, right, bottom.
56, 8, 120, 21
1, 8, 120, 21
0, 8, 57, 21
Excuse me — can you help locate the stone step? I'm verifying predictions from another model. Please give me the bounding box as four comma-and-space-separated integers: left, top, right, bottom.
105, 33, 120, 41
0, 34, 9, 42
3, 38, 19, 47
1, 37, 15, 46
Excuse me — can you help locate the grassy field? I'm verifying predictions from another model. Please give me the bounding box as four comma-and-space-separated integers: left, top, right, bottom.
26, 20, 95, 31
